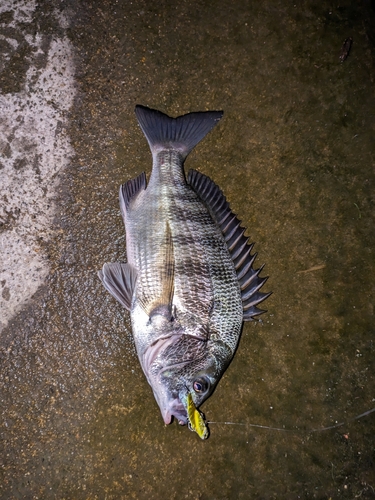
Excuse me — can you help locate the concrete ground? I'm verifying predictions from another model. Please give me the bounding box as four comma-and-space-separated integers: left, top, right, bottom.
1, 0, 375, 498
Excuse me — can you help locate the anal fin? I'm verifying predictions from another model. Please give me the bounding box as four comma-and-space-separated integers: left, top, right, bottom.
119, 171, 147, 216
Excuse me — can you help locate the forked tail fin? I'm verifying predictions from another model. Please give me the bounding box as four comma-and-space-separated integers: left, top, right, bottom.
135, 105, 223, 160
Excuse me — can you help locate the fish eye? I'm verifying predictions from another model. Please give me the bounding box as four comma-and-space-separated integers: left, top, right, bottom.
193, 378, 209, 393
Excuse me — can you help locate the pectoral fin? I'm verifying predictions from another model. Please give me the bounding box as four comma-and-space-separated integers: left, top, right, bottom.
138, 222, 175, 320
98, 262, 137, 311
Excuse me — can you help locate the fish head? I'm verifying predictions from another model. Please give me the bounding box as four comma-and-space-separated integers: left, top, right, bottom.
143, 334, 232, 439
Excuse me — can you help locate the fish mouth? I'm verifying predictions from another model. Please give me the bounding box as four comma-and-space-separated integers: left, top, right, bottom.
143, 338, 190, 425
150, 381, 189, 426
159, 397, 188, 426
160, 391, 209, 439
142, 334, 209, 435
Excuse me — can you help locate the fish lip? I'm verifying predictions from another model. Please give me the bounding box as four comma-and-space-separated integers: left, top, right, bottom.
162, 408, 188, 426
164, 390, 209, 439
158, 395, 188, 425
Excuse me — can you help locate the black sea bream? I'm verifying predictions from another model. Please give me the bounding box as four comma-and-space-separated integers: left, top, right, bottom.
98, 105, 270, 439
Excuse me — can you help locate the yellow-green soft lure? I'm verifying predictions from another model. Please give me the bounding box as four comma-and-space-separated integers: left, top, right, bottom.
185, 393, 209, 440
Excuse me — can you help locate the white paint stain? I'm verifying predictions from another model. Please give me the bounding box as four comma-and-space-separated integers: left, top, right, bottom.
0, 1, 76, 331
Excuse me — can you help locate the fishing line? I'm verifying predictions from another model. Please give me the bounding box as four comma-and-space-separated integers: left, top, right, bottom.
207, 406, 375, 433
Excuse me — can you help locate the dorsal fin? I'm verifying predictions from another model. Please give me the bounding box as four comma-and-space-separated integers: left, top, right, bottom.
187, 169, 271, 321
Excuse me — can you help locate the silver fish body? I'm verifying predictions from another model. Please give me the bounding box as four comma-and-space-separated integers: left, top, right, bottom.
99, 105, 270, 438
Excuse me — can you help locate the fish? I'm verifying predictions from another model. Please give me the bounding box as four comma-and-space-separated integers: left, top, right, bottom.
98, 105, 270, 439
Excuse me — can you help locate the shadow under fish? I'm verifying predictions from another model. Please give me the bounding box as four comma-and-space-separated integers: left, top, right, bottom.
98, 105, 270, 439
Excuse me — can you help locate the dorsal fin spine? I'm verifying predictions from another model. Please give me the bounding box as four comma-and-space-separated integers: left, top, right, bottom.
233, 243, 254, 270
236, 253, 257, 279
222, 215, 237, 234
216, 207, 231, 225
243, 290, 271, 309
227, 228, 246, 251
241, 275, 267, 300
231, 239, 249, 261
240, 264, 265, 291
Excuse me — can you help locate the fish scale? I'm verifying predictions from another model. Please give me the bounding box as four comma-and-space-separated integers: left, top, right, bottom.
135, 150, 219, 336
98, 105, 270, 438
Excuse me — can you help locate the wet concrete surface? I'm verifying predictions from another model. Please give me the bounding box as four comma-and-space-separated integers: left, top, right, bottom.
0, 0, 76, 330
1, 0, 375, 498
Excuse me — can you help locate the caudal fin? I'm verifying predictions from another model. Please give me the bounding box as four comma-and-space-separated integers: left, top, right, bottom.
135, 105, 223, 159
